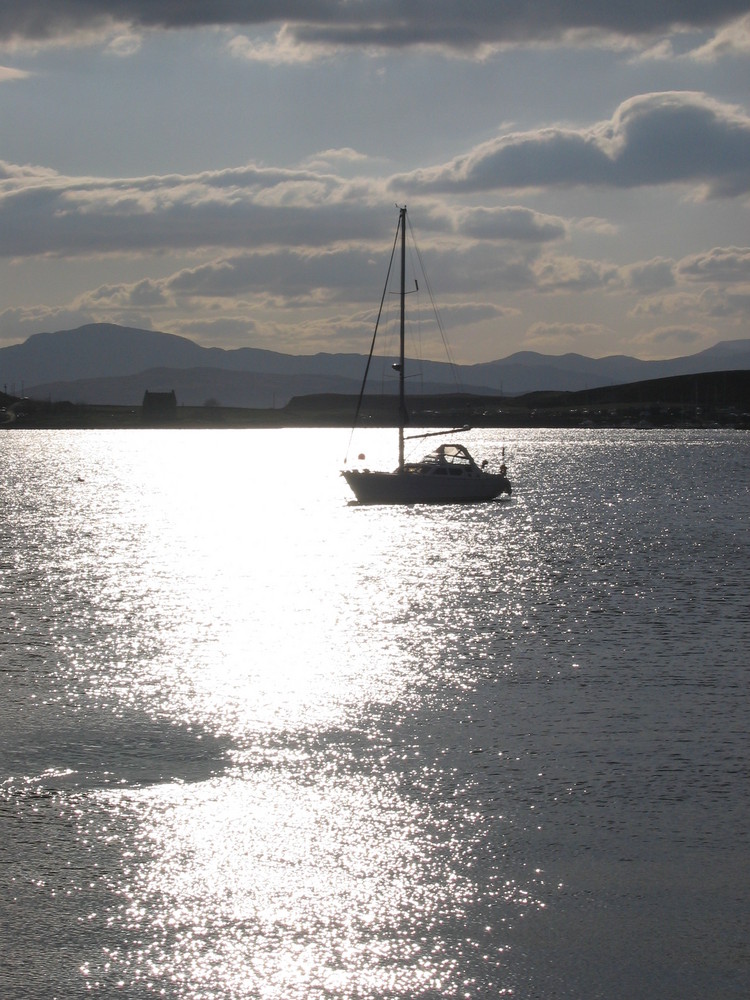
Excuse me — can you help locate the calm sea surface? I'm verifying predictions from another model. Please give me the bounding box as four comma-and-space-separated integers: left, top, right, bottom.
1, 427, 748, 999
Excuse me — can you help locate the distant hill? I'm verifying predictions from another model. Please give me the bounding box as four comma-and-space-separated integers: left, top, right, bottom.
2, 323, 750, 408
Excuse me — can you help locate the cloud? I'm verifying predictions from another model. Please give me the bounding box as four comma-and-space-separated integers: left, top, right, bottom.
624, 246, 750, 326
0, 160, 391, 257
85, 278, 169, 309
300, 148, 377, 172
168, 316, 259, 347
0, 64, 28, 81
677, 246, 750, 283
698, 286, 750, 319
689, 13, 750, 60
303, 148, 370, 166
115, 244, 535, 308
0, 154, 575, 261
452, 206, 567, 243
0, 2, 747, 55
524, 321, 613, 351
0, 95, 746, 264
621, 247, 750, 330
391, 92, 750, 198
534, 256, 620, 293
228, 24, 337, 66
105, 31, 143, 57
426, 301, 515, 327
624, 258, 677, 294
162, 250, 357, 304
0, 304, 102, 346
632, 325, 711, 354
0, 236, 525, 350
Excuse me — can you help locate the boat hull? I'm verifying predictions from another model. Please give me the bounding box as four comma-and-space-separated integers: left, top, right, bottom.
342, 469, 511, 505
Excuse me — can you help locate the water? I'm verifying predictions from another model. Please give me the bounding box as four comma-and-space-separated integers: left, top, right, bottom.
1, 427, 748, 999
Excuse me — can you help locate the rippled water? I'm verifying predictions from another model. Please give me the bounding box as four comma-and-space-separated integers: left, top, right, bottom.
1, 428, 748, 999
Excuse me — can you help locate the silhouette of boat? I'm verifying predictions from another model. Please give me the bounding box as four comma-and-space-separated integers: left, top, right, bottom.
342, 206, 512, 505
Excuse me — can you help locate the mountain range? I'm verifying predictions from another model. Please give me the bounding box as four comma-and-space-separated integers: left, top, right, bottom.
2, 323, 750, 408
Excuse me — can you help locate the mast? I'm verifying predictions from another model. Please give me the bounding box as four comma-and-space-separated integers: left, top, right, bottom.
398, 205, 407, 471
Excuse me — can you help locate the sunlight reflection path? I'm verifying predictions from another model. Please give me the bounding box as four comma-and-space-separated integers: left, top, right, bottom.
42, 428, 530, 997
98, 770, 474, 999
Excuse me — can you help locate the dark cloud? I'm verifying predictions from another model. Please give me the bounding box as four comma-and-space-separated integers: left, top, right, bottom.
288, 2, 748, 51
0, 161, 391, 257
163, 249, 361, 301
392, 93, 750, 197
625, 258, 677, 294
0, 157, 572, 260
159, 241, 539, 304
0, 1, 745, 48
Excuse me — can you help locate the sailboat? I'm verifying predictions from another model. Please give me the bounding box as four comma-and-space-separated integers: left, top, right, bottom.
342, 206, 512, 505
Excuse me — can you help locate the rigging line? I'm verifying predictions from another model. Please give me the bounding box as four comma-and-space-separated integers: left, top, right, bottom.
405, 212, 463, 392
344, 214, 400, 463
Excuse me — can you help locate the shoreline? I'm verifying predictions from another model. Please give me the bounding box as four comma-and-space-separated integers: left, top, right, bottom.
3, 370, 749, 431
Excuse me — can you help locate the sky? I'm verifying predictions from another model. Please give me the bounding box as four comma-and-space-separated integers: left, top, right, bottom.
1, 2, 750, 364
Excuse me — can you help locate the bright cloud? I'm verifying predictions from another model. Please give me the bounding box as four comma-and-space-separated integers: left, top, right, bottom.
392, 93, 750, 197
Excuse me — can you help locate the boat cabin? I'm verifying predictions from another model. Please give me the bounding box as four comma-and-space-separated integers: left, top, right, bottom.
403, 443, 482, 477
